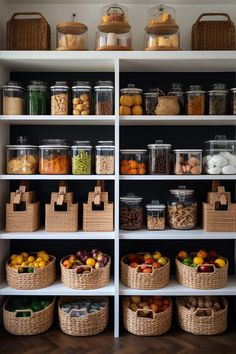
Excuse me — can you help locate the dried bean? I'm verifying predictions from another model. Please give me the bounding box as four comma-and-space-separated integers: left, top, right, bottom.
120, 206, 143, 230
72, 150, 91, 175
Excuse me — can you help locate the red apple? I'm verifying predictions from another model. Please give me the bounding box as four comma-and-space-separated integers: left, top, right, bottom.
209, 249, 218, 258
130, 262, 138, 268
145, 258, 154, 265
152, 261, 161, 269
142, 268, 152, 273
198, 265, 214, 273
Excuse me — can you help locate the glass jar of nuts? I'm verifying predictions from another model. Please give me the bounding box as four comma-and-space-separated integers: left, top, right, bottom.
51, 81, 69, 115
95, 140, 115, 175
146, 200, 166, 230
72, 81, 92, 115
120, 193, 144, 231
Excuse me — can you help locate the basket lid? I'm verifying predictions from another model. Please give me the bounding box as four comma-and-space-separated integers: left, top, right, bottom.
56, 21, 87, 35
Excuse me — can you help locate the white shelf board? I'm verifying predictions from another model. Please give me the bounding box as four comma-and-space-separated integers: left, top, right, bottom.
0, 174, 115, 180
0, 280, 115, 296
6, 0, 236, 4
120, 116, 236, 126
120, 276, 236, 296
0, 115, 115, 126
0, 230, 115, 240
120, 229, 236, 240
120, 175, 236, 181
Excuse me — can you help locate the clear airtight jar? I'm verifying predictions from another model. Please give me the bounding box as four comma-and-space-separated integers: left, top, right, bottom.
39, 139, 70, 174
95, 30, 132, 51
168, 83, 184, 114
96, 141, 115, 175
72, 141, 92, 175
56, 20, 88, 51
148, 141, 172, 174
186, 85, 205, 115
72, 81, 92, 115
146, 200, 166, 230
51, 81, 69, 115
94, 81, 114, 115
144, 88, 163, 115
167, 186, 197, 230
120, 193, 144, 230
99, 4, 129, 28
120, 84, 143, 115
230, 88, 236, 115
120, 149, 147, 175
208, 83, 228, 115
2, 81, 26, 115
27, 81, 47, 115
173, 149, 202, 175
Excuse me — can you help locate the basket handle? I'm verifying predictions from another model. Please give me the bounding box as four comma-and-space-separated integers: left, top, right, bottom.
196, 264, 216, 273
217, 186, 227, 205
193, 307, 214, 318
136, 308, 155, 319
76, 264, 93, 274
17, 265, 35, 274
136, 264, 154, 275
196, 13, 232, 23
94, 186, 101, 206
13, 181, 29, 204
14, 309, 33, 317
57, 181, 68, 205
10, 12, 47, 21
107, 6, 124, 16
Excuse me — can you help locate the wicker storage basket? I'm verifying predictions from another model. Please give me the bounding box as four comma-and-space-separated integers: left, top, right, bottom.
6, 182, 40, 232
123, 297, 172, 336
176, 255, 228, 290
7, 12, 50, 50
6, 254, 56, 290
45, 183, 78, 232
176, 297, 228, 335
121, 254, 170, 290
60, 255, 111, 290
3, 297, 55, 336
83, 185, 113, 232
58, 297, 109, 336
192, 13, 236, 50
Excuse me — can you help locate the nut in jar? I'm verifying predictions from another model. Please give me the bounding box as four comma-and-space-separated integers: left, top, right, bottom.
51, 81, 69, 115
96, 141, 115, 175
173, 149, 202, 175
146, 200, 166, 230
72, 81, 92, 116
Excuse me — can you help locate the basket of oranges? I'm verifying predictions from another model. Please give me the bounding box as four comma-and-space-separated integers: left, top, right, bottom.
121, 252, 170, 290
176, 249, 228, 289
6, 251, 56, 290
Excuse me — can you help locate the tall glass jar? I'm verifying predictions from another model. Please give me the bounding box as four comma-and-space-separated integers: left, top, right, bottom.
208, 83, 228, 115
39, 139, 70, 174
120, 84, 143, 115
72, 81, 92, 115
168, 83, 184, 114
94, 81, 114, 115
167, 186, 197, 230
51, 81, 69, 115
186, 85, 205, 115
27, 81, 47, 115
2, 81, 26, 115
148, 141, 172, 174
230, 88, 236, 115
146, 200, 166, 230
144, 88, 163, 115
72, 141, 92, 175
120, 193, 144, 230
95, 140, 115, 174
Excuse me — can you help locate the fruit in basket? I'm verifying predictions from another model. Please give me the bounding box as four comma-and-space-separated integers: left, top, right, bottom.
63, 249, 109, 272
125, 251, 168, 273
178, 249, 226, 269
158, 257, 168, 266
197, 250, 208, 259
215, 258, 226, 268
182, 257, 192, 266
193, 256, 204, 265
9, 251, 51, 272
95, 261, 105, 269
6, 296, 52, 315
198, 265, 214, 273
182, 296, 224, 314
131, 296, 142, 304
86, 258, 96, 267
153, 251, 162, 260
129, 296, 170, 317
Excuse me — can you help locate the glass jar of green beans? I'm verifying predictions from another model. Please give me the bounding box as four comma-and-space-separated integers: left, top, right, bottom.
72, 141, 92, 175
27, 81, 47, 115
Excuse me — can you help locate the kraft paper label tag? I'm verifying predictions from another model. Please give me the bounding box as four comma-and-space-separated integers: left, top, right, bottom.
56, 194, 64, 206
13, 190, 21, 204
94, 186, 101, 205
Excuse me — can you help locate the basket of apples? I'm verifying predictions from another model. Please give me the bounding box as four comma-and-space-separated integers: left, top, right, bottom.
121, 251, 170, 290
60, 249, 111, 290
176, 249, 228, 289
123, 296, 172, 336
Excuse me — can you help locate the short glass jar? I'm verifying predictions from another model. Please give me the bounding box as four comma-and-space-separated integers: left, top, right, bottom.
6, 136, 38, 174
96, 30, 132, 51
39, 139, 70, 174
72, 141, 92, 175
95, 141, 115, 175
186, 85, 205, 115
148, 141, 172, 174
144, 32, 179, 51
56, 20, 88, 51
2, 81, 26, 115
120, 84, 143, 115
120, 149, 147, 175
144, 88, 163, 115
167, 186, 197, 230
230, 88, 236, 115
120, 193, 144, 230
208, 83, 228, 115
72, 81, 92, 116
168, 83, 184, 114
27, 81, 47, 115
146, 200, 166, 231
173, 149, 202, 175
94, 81, 114, 115
51, 81, 69, 115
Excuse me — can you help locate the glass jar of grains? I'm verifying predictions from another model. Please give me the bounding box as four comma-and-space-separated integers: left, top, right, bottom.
2, 81, 26, 115
94, 81, 114, 115
51, 81, 69, 115
95, 140, 115, 174
208, 83, 228, 115
186, 85, 205, 115
144, 88, 163, 115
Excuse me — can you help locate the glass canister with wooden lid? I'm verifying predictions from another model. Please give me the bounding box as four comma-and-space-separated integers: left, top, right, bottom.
56, 15, 88, 51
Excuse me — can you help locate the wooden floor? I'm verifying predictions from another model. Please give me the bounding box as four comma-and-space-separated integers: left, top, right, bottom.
1, 326, 236, 354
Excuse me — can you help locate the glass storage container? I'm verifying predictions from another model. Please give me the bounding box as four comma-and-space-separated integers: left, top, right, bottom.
6, 136, 38, 175
96, 140, 115, 175
94, 81, 114, 115
51, 81, 69, 115
120, 193, 144, 230
148, 141, 172, 174
173, 149, 202, 175
27, 81, 47, 115
208, 83, 228, 115
144, 88, 164, 115
203, 135, 236, 175
72, 81, 92, 115
230, 88, 236, 115
167, 186, 197, 230
2, 81, 26, 115
95, 30, 132, 51
56, 18, 88, 51
39, 139, 70, 174
168, 83, 184, 114
98, 4, 129, 30
144, 32, 179, 51
120, 149, 147, 175
72, 141, 92, 175
120, 84, 143, 115
186, 85, 205, 115
146, 200, 166, 230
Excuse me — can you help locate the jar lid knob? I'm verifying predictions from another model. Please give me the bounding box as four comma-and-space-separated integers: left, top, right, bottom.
151, 200, 160, 205
215, 135, 227, 140
155, 139, 163, 144
178, 185, 186, 190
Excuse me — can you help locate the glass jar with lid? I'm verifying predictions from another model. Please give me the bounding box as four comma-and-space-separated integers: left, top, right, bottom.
96, 140, 115, 175
186, 85, 205, 115
120, 149, 147, 175
72, 141, 92, 175
144, 32, 179, 51
148, 140, 172, 174
6, 136, 38, 174
167, 186, 197, 230
72, 81, 92, 115
168, 83, 184, 114
144, 88, 164, 115
39, 139, 70, 174
146, 200, 166, 230
120, 193, 144, 230
120, 84, 143, 115
2, 81, 26, 115
230, 88, 236, 115
56, 16, 88, 51
95, 30, 132, 51
27, 81, 47, 115
203, 135, 236, 174
51, 81, 69, 115
94, 81, 114, 115
208, 83, 228, 115
173, 149, 202, 175
98, 4, 129, 30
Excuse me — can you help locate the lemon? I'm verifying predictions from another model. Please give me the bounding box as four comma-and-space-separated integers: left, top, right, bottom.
193, 256, 204, 265
16, 255, 23, 265
133, 95, 142, 106
39, 261, 46, 268
10, 254, 17, 261
21, 252, 29, 259
86, 258, 96, 267
36, 257, 44, 263
43, 254, 50, 262
33, 261, 39, 269
215, 258, 226, 268
37, 251, 46, 257
11, 259, 17, 265
119, 105, 131, 115
28, 256, 35, 263
28, 263, 34, 267
21, 261, 28, 267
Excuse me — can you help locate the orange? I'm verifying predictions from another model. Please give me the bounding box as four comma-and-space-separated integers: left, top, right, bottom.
120, 95, 133, 107
132, 105, 143, 115
121, 160, 129, 166
193, 256, 204, 265
177, 250, 188, 260
138, 168, 146, 175
86, 258, 96, 267
133, 95, 142, 106
119, 105, 131, 115
197, 250, 208, 259
120, 166, 128, 175
130, 168, 138, 175
129, 160, 138, 169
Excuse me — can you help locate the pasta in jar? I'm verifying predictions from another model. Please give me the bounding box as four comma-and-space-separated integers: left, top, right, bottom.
6, 145, 38, 174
